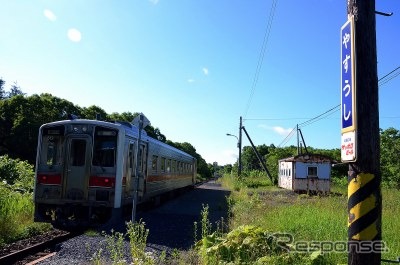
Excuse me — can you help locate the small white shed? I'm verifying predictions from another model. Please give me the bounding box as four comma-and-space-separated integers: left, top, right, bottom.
278, 154, 332, 193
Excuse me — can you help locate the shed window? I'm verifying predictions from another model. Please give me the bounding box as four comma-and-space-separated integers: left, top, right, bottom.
308, 166, 317, 177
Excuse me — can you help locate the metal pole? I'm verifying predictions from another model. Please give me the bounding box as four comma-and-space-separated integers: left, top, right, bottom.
132, 114, 143, 222
296, 124, 300, 155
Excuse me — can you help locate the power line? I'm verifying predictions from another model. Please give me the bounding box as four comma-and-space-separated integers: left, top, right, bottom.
277, 66, 400, 147
243, 0, 278, 118
244, 117, 312, 121
298, 105, 340, 128
378, 66, 400, 87
277, 126, 296, 147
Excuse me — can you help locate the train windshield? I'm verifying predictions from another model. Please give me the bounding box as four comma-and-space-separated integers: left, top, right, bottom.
40, 126, 65, 166
92, 127, 118, 167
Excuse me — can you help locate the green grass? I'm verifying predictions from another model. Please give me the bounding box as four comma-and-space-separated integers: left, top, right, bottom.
218, 174, 400, 264
0, 183, 51, 247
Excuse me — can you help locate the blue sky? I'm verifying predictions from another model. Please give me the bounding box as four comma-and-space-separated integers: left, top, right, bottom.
1, 1, 399, 165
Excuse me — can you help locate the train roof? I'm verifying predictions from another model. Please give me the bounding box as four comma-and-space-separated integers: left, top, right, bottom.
41, 119, 195, 160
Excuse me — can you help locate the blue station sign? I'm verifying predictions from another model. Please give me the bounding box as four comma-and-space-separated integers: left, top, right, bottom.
341, 16, 356, 133
340, 16, 357, 162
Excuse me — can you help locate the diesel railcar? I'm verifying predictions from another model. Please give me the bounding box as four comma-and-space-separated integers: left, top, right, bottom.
33, 118, 197, 227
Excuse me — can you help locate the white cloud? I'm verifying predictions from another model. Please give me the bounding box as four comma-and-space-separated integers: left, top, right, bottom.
258, 124, 293, 136
67, 28, 82, 42
202, 67, 209, 75
149, 0, 159, 5
43, 9, 57, 21
205, 149, 238, 165
272, 126, 293, 136
187, 79, 195, 83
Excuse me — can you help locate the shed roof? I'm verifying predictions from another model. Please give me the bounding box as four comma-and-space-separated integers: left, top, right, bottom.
279, 154, 333, 163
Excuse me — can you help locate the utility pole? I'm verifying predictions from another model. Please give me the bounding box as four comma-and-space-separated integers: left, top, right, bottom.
345, 1, 381, 264
238, 116, 242, 177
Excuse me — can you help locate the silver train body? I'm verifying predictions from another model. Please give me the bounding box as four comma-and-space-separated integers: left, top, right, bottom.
33, 119, 196, 227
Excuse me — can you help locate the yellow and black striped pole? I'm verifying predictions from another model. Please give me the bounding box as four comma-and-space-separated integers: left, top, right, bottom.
347, 170, 382, 264
348, 173, 379, 242
346, 1, 382, 264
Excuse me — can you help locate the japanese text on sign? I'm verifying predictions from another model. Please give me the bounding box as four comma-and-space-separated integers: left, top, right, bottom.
341, 17, 356, 133
340, 16, 357, 162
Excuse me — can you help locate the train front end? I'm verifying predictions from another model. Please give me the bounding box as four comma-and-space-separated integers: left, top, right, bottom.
33, 120, 123, 228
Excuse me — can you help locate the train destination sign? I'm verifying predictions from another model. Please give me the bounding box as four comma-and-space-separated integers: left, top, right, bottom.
341, 16, 357, 162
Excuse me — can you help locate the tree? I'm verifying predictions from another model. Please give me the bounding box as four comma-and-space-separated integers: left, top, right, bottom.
265, 145, 297, 181
107, 111, 137, 122
0, 93, 81, 162
8, 82, 25, 97
0, 155, 34, 192
0, 78, 5, 100
380, 127, 400, 187
241, 144, 270, 171
81, 105, 107, 120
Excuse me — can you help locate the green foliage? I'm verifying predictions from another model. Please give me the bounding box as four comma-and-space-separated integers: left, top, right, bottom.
126, 219, 152, 264
0, 181, 51, 246
196, 223, 330, 265
0, 155, 34, 192
0, 156, 51, 246
0, 78, 6, 99
81, 105, 108, 120
240, 144, 270, 171
0, 93, 80, 162
238, 170, 273, 189
102, 229, 126, 264
380, 127, 400, 187
0, 83, 203, 175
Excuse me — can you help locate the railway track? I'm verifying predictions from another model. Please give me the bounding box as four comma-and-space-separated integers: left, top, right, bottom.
0, 229, 78, 265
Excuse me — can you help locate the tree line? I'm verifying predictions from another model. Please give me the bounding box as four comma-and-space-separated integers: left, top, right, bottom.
225, 130, 400, 188
0, 78, 212, 178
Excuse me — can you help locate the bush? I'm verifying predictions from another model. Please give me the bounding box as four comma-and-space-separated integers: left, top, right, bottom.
0, 155, 34, 192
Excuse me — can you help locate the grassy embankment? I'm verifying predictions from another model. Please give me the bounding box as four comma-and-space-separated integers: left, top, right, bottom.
0, 183, 51, 247
213, 173, 400, 264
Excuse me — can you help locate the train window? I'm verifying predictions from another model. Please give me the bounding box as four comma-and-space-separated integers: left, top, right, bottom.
41, 135, 63, 166
93, 128, 117, 167
70, 139, 86, 166
167, 159, 171, 172
152, 155, 158, 171
172, 160, 176, 172
161, 157, 166, 172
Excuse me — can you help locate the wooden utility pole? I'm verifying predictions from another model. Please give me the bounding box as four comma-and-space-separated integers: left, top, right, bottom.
238, 116, 242, 177
346, 1, 381, 264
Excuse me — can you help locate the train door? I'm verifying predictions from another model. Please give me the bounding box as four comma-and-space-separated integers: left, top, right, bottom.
127, 141, 136, 198
138, 143, 147, 198
63, 136, 91, 200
